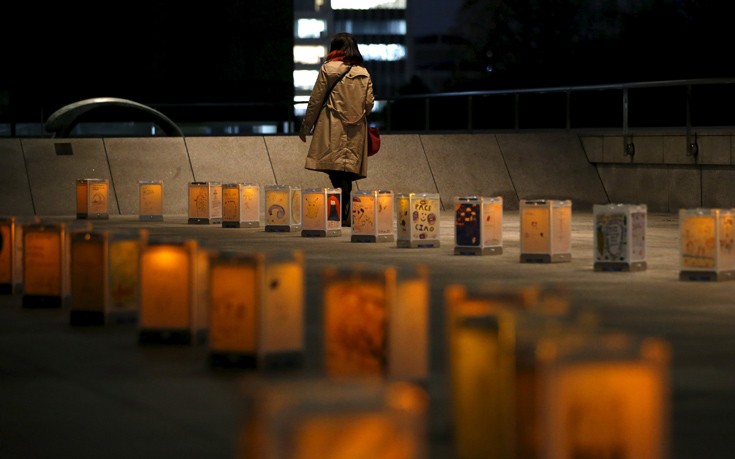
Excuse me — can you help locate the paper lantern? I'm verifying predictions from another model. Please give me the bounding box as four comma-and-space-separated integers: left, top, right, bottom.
69, 229, 147, 325
444, 283, 593, 459
322, 264, 429, 380
351, 190, 395, 243
188, 181, 222, 224
454, 196, 503, 255
264, 184, 302, 232
301, 188, 342, 237
138, 239, 209, 344
138, 180, 164, 221
238, 379, 428, 459
208, 250, 304, 369
222, 183, 260, 228
0, 216, 39, 294
520, 199, 572, 262
679, 208, 735, 281
76, 178, 109, 220
536, 333, 670, 459
396, 192, 441, 248
593, 203, 647, 271
21, 223, 68, 308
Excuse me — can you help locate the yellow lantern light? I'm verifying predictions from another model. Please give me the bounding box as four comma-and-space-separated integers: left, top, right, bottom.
238, 379, 428, 459
593, 203, 647, 272
454, 195, 503, 255
264, 184, 302, 232
444, 283, 592, 459
76, 178, 110, 220
22, 223, 68, 308
188, 181, 223, 224
302, 188, 342, 237
536, 333, 670, 459
520, 199, 572, 263
396, 192, 441, 248
208, 250, 304, 369
138, 180, 164, 221
322, 263, 429, 381
0, 216, 39, 294
138, 238, 209, 344
351, 190, 395, 243
222, 183, 260, 228
70, 229, 147, 325
679, 208, 735, 281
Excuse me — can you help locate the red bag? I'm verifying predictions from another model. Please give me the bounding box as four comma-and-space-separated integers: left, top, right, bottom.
367, 126, 381, 156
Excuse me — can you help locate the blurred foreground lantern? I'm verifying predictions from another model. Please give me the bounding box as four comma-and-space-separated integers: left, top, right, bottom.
22, 223, 68, 308
208, 250, 304, 369
520, 199, 572, 262
238, 379, 428, 459
76, 178, 109, 219
138, 238, 209, 344
188, 181, 222, 224
396, 192, 441, 248
443, 283, 575, 459
0, 216, 39, 294
301, 188, 342, 237
322, 264, 429, 380
454, 196, 503, 255
679, 208, 735, 281
535, 333, 670, 459
138, 180, 164, 221
265, 184, 302, 232
351, 190, 395, 243
222, 183, 261, 228
69, 229, 147, 325
593, 203, 647, 272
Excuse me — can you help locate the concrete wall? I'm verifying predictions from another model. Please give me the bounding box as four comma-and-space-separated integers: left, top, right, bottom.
2, 132, 734, 217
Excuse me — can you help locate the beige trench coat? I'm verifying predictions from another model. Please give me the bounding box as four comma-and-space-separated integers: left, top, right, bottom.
299, 60, 374, 179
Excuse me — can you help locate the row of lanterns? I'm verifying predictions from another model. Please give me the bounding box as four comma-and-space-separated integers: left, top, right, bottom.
74, 178, 735, 279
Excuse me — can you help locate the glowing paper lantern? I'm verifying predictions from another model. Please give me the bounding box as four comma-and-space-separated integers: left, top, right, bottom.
208, 250, 304, 369
679, 208, 735, 281
351, 190, 395, 243
76, 178, 109, 219
322, 264, 429, 380
188, 181, 223, 224
396, 192, 441, 248
22, 223, 68, 308
69, 229, 146, 325
238, 379, 428, 459
0, 216, 38, 294
520, 199, 572, 262
536, 333, 670, 459
454, 195, 503, 255
138, 239, 209, 344
593, 203, 647, 272
222, 183, 260, 228
302, 188, 342, 237
264, 184, 302, 232
138, 180, 164, 221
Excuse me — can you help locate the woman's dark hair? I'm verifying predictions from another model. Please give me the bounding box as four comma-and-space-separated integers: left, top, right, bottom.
330, 32, 364, 65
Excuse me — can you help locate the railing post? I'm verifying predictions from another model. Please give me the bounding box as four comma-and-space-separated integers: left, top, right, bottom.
686, 84, 698, 158
623, 88, 635, 158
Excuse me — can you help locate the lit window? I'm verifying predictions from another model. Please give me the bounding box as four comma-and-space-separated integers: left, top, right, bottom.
297, 18, 327, 39
294, 70, 319, 90
331, 0, 406, 9
335, 19, 406, 35
294, 45, 327, 65
294, 102, 308, 117
359, 43, 406, 61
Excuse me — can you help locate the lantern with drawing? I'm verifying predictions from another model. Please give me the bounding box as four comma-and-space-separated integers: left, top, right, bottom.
188, 181, 222, 224
301, 188, 342, 237
351, 190, 395, 243
138, 180, 164, 221
593, 203, 647, 271
0, 216, 38, 294
264, 184, 302, 232
679, 207, 735, 281
396, 192, 441, 248
454, 195, 503, 255
520, 199, 572, 262
222, 183, 260, 228
76, 178, 109, 220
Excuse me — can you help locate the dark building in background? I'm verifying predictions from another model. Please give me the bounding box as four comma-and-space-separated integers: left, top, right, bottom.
1, 1, 295, 135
